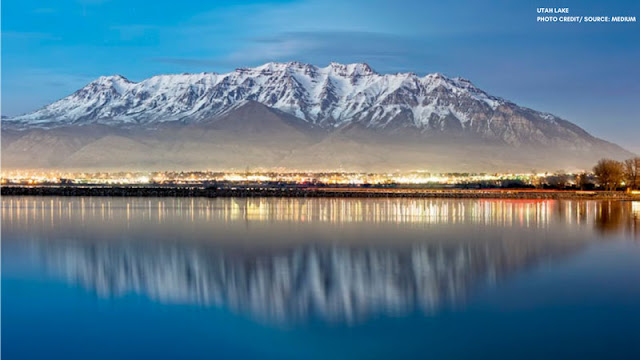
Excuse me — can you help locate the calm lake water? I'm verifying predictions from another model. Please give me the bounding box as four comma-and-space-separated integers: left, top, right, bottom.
2, 196, 639, 359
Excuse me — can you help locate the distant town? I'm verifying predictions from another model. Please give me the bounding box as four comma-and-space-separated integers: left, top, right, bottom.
3, 157, 639, 193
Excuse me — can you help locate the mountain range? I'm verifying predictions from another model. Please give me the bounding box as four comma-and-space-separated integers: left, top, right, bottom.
2, 62, 632, 171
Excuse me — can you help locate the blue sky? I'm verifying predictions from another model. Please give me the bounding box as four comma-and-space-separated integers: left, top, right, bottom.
2, 0, 639, 152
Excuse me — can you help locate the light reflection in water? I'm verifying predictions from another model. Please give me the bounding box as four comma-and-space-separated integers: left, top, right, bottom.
0, 197, 599, 226
37, 240, 581, 324
2, 197, 638, 325
2, 197, 638, 233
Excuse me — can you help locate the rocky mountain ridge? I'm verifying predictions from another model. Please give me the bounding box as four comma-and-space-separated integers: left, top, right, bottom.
2, 62, 632, 171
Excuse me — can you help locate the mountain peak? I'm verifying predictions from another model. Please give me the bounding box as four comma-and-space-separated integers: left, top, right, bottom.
238, 61, 312, 74
327, 62, 376, 76
238, 61, 378, 77
92, 74, 131, 84
87, 75, 133, 94
424, 72, 448, 81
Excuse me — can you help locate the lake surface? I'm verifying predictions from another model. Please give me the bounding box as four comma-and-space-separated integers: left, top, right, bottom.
2, 197, 639, 359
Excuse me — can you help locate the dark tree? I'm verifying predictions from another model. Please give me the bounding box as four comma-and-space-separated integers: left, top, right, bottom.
576, 172, 594, 190
593, 159, 624, 191
623, 157, 640, 190
546, 173, 569, 189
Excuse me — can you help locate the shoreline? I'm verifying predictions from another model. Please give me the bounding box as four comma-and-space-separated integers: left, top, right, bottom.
2, 186, 638, 200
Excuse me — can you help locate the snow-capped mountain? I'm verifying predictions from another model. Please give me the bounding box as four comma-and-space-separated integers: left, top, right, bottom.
4, 62, 572, 142
2, 62, 632, 171
7, 62, 503, 130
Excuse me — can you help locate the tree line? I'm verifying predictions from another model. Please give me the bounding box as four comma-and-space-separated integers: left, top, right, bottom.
593, 157, 640, 191
524, 157, 639, 190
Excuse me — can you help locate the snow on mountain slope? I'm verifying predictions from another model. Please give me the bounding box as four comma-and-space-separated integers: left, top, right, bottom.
5, 61, 629, 153
6, 62, 504, 130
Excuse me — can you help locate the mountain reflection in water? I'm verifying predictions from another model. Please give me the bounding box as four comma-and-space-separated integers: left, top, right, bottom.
2, 197, 638, 325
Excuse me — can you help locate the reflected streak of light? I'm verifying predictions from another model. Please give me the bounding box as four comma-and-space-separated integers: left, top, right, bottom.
3, 198, 634, 236
633, 201, 640, 217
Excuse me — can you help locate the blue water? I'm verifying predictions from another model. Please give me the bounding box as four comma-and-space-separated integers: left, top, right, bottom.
2, 197, 639, 359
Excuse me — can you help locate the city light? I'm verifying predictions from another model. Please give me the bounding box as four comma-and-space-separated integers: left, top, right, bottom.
0, 170, 548, 187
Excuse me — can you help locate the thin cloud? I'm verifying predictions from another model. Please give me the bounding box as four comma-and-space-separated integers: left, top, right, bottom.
33, 8, 56, 14
148, 31, 438, 75
2, 31, 62, 41
227, 31, 437, 74
76, 0, 110, 4
150, 57, 228, 68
